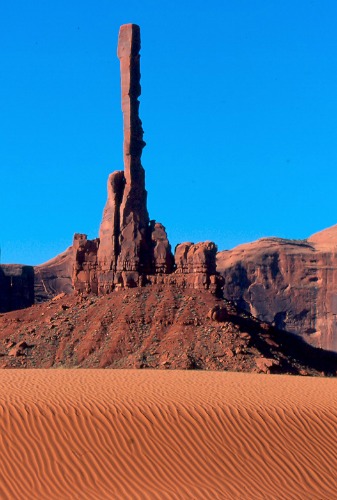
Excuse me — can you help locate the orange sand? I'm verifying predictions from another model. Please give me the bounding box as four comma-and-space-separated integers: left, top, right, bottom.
0, 370, 336, 499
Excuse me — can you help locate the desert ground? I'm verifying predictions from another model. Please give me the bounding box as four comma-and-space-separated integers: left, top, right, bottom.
0, 370, 336, 499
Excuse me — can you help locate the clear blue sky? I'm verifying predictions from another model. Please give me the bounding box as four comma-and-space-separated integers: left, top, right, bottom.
1, 0, 337, 265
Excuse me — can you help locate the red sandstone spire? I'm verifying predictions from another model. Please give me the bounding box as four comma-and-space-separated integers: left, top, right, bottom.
97, 23, 150, 288
75, 25, 182, 293
117, 24, 146, 184
115, 24, 150, 285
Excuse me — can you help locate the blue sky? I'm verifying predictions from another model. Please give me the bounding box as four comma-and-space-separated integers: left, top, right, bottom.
1, 1, 337, 265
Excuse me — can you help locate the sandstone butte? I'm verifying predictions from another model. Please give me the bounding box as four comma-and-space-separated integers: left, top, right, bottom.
1, 23, 337, 364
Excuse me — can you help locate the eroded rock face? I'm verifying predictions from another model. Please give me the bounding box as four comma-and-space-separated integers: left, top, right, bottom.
84, 23, 151, 291
217, 225, 337, 352
72, 234, 99, 294
150, 222, 174, 274
174, 241, 218, 290
97, 171, 125, 292
3, 24, 221, 313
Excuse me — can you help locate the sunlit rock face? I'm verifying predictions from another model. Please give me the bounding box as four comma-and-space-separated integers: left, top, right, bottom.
217, 225, 337, 352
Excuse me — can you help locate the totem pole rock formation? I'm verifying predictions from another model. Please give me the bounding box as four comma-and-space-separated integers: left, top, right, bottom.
115, 25, 150, 283
97, 24, 150, 289
70, 23, 217, 293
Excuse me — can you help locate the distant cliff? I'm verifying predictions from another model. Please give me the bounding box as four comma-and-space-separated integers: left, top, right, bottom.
217, 225, 337, 352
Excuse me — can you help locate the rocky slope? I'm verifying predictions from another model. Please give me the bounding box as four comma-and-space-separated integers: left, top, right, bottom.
0, 287, 336, 375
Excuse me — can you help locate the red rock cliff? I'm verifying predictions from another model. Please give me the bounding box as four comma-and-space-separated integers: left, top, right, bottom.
217, 225, 337, 352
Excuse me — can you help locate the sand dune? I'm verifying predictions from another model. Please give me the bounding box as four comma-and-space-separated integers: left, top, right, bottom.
0, 371, 336, 499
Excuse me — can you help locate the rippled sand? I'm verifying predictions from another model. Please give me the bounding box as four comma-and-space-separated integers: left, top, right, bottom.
0, 370, 336, 499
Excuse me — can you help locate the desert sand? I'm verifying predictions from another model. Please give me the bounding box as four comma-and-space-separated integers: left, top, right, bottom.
0, 370, 336, 499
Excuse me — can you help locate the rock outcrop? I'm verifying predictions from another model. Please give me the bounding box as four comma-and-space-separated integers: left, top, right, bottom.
116, 24, 149, 283
97, 171, 125, 288
217, 225, 337, 352
25, 24, 217, 304
71, 23, 217, 294
175, 242, 218, 290
150, 221, 174, 274
4, 23, 337, 356
95, 24, 174, 290
72, 234, 99, 294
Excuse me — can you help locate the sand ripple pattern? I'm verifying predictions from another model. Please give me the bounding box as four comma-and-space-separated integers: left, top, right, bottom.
0, 370, 336, 499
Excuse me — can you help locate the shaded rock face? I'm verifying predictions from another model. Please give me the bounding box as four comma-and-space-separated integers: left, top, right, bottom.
73, 234, 99, 294
97, 171, 125, 291
34, 247, 73, 302
150, 221, 174, 274
217, 226, 337, 353
0, 265, 34, 312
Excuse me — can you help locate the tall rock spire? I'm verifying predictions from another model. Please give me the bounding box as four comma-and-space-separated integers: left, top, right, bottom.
77, 23, 175, 294
97, 23, 150, 289
115, 24, 150, 285
117, 24, 146, 185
